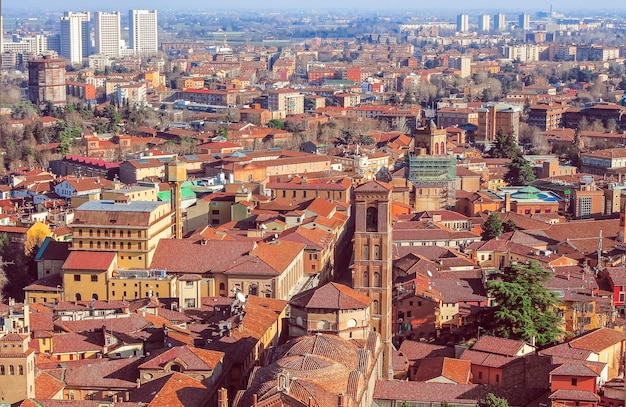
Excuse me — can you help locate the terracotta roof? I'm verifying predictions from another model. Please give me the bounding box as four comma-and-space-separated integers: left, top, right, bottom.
150, 239, 255, 274
138, 345, 224, 371
289, 282, 372, 310
0, 332, 27, 342
413, 357, 471, 384
569, 328, 625, 353
51, 332, 104, 354
471, 335, 531, 357
550, 363, 600, 377
62, 356, 142, 389
34, 237, 71, 261
62, 251, 116, 271
355, 180, 392, 193
373, 381, 547, 405
460, 349, 518, 368
549, 389, 600, 402
35, 371, 65, 399
397, 341, 454, 362
130, 372, 208, 407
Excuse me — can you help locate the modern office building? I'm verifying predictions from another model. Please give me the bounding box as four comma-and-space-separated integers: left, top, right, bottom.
519, 13, 530, 30
456, 13, 469, 32
129, 9, 158, 56
493, 13, 506, 32
60, 11, 90, 64
94, 11, 122, 58
479, 13, 491, 32
28, 54, 67, 106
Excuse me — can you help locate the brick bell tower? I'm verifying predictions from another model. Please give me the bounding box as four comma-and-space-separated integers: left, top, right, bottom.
352, 180, 393, 379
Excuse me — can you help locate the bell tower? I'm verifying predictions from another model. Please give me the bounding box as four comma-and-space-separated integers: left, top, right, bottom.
352, 180, 393, 379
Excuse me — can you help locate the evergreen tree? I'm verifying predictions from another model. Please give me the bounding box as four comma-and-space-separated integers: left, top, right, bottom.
503, 219, 517, 232
486, 260, 563, 346
490, 130, 520, 159
481, 212, 503, 240
504, 155, 536, 186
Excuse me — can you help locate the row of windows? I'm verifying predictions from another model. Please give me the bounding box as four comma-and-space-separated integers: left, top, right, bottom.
0, 364, 24, 375
78, 229, 144, 238
77, 241, 143, 250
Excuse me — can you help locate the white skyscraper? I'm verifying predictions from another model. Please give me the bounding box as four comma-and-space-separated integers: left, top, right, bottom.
60, 11, 90, 64
456, 13, 469, 33
94, 11, 121, 58
479, 14, 490, 32
129, 9, 158, 56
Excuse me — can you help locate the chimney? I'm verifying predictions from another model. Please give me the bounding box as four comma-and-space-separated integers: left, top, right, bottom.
125, 391, 130, 402
338, 393, 346, 407
253, 394, 258, 407
136, 378, 141, 389
218, 388, 229, 407
504, 193, 511, 213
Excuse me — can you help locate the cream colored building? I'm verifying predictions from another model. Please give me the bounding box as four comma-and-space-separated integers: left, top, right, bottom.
70, 200, 173, 270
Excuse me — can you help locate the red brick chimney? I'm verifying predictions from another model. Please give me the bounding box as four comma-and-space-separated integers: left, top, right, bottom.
218, 388, 228, 407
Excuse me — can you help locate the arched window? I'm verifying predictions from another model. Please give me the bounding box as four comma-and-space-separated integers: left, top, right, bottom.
0, 365, 4, 375
316, 320, 330, 330
248, 284, 258, 296
127, 242, 132, 250
89, 241, 94, 249
363, 271, 369, 287
9, 365, 14, 375
92, 294, 98, 300
366, 207, 378, 232
112, 242, 116, 249
75, 293, 82, 301
170, 364, 182, 372
127, 230, 131, 238
434, 143, 440, 155
78, 229, 83, 237
89, 230, 93, 237
104, 230, 109, 237
96, 230, 101, 237
105, 242, 109, 249
363, 245, 369, 260
373, 245, 380, 260
219, 282, 226, 292
440, 142, 445, 155
18, 365, 23, 375
97, 242, 101, 249
79, 241, 83, 249
372, 300, 380, 314
374, 272, 381, 287
112, 230, 116, 238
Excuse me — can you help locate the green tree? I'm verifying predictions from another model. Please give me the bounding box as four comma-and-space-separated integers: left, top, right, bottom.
477, 393, 509, 407
490, 130, 520, 159
503, 219, 516, 233
389, 93, 401, 105
504, 155, 536, 186
402, 92, 414, 105
486, 260, 563, 346
481, 212, 503, 240
268, 119, 283, 129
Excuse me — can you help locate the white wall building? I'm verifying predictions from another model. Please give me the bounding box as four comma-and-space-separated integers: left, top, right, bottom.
129, 9, 158, 56
94, 11, 122, 58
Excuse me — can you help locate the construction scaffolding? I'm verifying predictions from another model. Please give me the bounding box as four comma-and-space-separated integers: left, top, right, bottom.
405, 154, 457, 209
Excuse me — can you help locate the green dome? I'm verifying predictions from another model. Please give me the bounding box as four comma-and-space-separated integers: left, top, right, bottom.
511, 186, 541, 199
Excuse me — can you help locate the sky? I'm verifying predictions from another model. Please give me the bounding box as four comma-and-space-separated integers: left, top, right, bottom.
3, 0, 626, 12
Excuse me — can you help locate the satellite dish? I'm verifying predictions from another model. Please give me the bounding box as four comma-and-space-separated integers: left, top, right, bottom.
236, 292, 247, 303
426, 270, 433, 277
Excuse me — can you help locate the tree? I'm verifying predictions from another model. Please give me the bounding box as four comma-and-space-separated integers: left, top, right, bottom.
477, 393, 509, 407
482, 212, 503, 240
268, 119, 283, 129
503, 219, 517, 233
389, 93, 401, 105
25, 222, 52, 256
486, 260, 563, 346
504, 155, 536, 186
490, 130, 520, 159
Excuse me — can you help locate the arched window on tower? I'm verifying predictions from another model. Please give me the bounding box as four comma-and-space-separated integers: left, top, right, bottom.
374, 272, 381, 287
372, 300, 379, 314
366, 207, 378, 232
363, 271, 369, 287
434, 143, 440, 155
440, 142, 446, 155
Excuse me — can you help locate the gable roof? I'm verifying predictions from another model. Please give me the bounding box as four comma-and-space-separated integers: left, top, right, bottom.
130, 372, 208, 407
138, 345, 224, 371
289, 282, 372, 310
62, 251, 116, 271
471, 335, 531, 357
413, 357, 471, 384
569, 328, 625, 354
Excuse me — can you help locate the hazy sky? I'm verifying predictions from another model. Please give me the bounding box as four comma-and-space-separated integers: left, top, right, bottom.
3, 0, 626, 12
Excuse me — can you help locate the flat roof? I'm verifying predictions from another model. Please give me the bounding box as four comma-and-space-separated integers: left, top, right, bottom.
76, 200, 166, 213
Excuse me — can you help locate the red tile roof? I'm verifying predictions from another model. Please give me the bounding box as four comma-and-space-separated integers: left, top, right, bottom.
471, 335, 530, 357
569, 328, 625, 354
413, 357, 471, 384
289, 282, 372, 310
62, 251, 116, 271
138, 345, 224, 371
